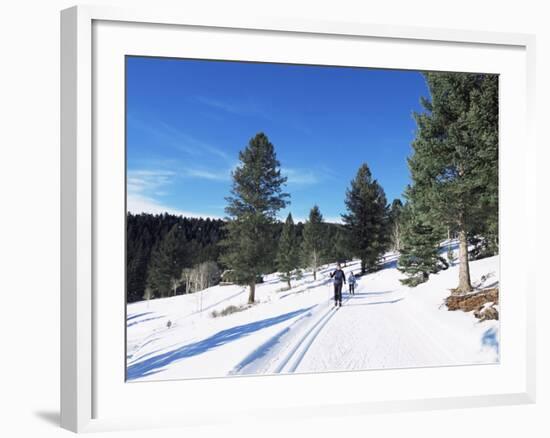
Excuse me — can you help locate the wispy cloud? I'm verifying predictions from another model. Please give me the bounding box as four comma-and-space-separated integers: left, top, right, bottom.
126, 169, 220, 219
127, 170, 176, 195
174, 164, 323, 189
195, 96, 242, 114
128, 113, 233, 162
195, 96, 272, 121
282, 167, 322, 186
179, 164, 322, 185
127, 193, 220, 219
183, 167, 231, 182
157, 120, 235, 162
195, 97, 317, 137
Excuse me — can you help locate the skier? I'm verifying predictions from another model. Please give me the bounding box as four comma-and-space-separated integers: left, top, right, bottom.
330, 263, 346, 307
348, 272, 357, 295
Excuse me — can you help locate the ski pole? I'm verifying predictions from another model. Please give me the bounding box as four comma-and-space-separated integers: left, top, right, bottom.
327, 274, 331, 307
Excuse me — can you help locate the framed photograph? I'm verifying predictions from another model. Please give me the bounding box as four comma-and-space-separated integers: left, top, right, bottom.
61, 5, 536, 433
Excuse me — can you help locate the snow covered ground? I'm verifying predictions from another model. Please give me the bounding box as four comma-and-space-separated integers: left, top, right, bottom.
126, 252, 499, 382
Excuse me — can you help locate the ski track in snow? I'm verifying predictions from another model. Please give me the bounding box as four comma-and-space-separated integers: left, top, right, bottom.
126, 253, 500, 382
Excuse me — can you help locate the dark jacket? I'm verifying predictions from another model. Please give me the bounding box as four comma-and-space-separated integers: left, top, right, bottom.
330, 269, 346, 284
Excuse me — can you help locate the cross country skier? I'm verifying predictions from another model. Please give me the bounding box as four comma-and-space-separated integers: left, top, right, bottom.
330, 263, 346, 307
348, 272, 357, 295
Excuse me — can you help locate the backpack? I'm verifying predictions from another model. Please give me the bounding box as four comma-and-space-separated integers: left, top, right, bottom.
333, 269, 345, 283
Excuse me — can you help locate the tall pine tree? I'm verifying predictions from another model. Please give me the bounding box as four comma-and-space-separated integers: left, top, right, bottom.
301, 205, 325, 281
221, 133, 289, 304
342, 163, 390, 274
408, 72, 498, 293
276, 213, 300, 289
330, 226, 353, 266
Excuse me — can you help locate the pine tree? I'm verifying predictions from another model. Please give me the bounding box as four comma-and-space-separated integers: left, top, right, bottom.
408, 72, 498, 293
276, 213, 300, 289
342, 163, 390, 274
469, 74, 499, 257
221, 132, 289, 304
127, 231, 150, 302
398, 206, 447, 286
146, 223, 189, 297
330, 226, 353, 266
301, 205, 325, 280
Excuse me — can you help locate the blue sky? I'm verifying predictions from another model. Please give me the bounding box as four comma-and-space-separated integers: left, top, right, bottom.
126, 57, 429, 223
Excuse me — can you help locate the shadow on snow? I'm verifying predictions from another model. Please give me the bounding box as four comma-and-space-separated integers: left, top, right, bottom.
380, 258, 398, 270
438, 241, 459, 255
126, 312, 153, 322
126, 306, 315, 380
127, 337, 163, 361
279, 278, 333, 299
345, 297, 405, 307
346, 290, 397, 298
481, 326, 499, 356
127, 316, 164, 328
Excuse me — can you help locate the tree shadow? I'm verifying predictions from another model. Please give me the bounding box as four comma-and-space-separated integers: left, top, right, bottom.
348, 290, 396, 298
127, 316, 164, 328
279, 279, 332, 299
346, 297, 404, 307
480, 281, 499, 290
380, 258, 398, 269
438, 242, 459, 255
481, 326, 499, 355
127, 311, 153, 322
127, 306, 315, 381
127, 337, 162, 361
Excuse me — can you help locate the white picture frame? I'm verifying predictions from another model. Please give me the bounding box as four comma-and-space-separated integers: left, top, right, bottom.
60, 4, 537, 433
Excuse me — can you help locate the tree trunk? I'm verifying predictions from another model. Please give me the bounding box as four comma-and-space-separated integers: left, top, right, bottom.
287, 276, 291, 290
361, 258, 366, 275
447, 227, 453, 264
397, 224, 401, 251
393, 224, 401, 252
248, 282, 256, 304
457, 228, 473, 294
312, 249, 317, 281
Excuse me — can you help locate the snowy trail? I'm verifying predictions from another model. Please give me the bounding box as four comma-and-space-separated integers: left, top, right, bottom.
294, 288, 451, 372
126, 255, 499, 381
276, 298, 350, 373
294, 267, 496, 373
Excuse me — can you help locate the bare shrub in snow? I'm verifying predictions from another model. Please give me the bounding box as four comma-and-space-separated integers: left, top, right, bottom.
211, 304, 249, 318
